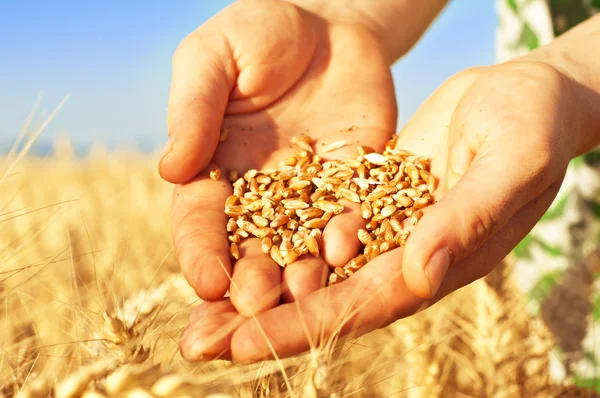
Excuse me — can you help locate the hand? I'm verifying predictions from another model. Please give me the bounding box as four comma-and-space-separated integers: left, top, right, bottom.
179, 60, 579, 363
160, 0, 398, 345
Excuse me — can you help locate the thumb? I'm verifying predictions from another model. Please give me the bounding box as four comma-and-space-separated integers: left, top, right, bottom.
401, 133, 556, 299
159, 29, 236, 184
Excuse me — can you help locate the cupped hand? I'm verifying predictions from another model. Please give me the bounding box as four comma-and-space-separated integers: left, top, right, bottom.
179, 60, 580, 363
159, 0, 398, 331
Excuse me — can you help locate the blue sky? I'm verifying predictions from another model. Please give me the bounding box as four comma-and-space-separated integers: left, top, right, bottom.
0, 1, 496, 153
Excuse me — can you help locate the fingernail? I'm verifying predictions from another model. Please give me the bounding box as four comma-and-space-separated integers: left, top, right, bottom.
423, 247, 451, 297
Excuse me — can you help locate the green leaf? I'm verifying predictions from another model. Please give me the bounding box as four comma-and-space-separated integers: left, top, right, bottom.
571, 154, 585, 168
527, 269, 564, 304
537, 240, 563, 257
540, 195, 569, 222
513, 235, 534, 259
591, 0, 600, 10
592, 295, 600, 322
586, 200, 600, 218
507, 0, 518, 12
584, 150, 600, 166
573, 374, 600, 392
519, 23, 539, 50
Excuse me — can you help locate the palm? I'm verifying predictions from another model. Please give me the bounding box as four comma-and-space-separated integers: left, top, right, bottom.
212, 20, 396, 173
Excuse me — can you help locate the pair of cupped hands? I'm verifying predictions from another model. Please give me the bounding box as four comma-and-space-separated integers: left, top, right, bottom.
158, 1, 578, 363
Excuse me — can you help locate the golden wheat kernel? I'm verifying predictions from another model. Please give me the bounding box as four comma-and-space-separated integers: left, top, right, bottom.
328, 273, 340, 285
372, 199, 384, 210
372, 213, 384, 223
295, 148, 310, 159
270, 245, 285, 267
278, 169, 298, 181
334, 267, 347, 280
253, 227, 274, 239
381, 196, 394, 207
396, 180, 410, 190
209, 168, 221, 181
380, 240, 396, 253
320, 210, 333, 223
384, 226, 395, 242
261, 206, 275, 220
299, 207, 324, 221
281, 188, 295, 199
243, 169, 258, 181
230, 243, 241, 260
360, 201, 373, 220
281, 156, 298, 167
225, 195, 238, 208
235, 229, 250, 239
312, 200, 344, 214
280, 240, 293, 255
225, 205, 246, 217
333, 169, 354, 180
292, 134, 312, 145
303, 234, 319, 256
304, 218, 327, 229
381, 205, 397, 219
283, 200, 308, 211
287, 219, 299, 231
270, 214, 290, 228
365, 220, 378, 231
283, 250, 301, 266
251, 214, 269, 228
413, 197, 430, 210
289, 180, 311, 191
255, 175, 271, 185
394, 194, 413, 208
357, 145, 375, 156
228, 234, 241, 244
219, 127, 230, 142
366, 189, 386, 202
404, 207, 415, 217
248, 178, 258, 193
247, 199, 266, 212
258, 238, 271, 255
358, 229, 373, 245
411, 210, 424, 225
406, 164, 420, 181
389, 218, 403, 233
338, 187, 361, 203
347, 254, 367, 269
293, 140, 313, 153
226, 218, 237, 232
364, 152, 389, 166
233, 185, 245, 198
272, 234, 282, 246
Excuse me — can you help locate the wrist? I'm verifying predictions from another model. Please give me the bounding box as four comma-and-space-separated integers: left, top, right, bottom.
282, 0, 449, 65
515, 16, 600, 157
282, 0, 391, 57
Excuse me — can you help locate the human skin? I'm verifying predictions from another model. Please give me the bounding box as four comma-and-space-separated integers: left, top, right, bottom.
158, 0, 600, 363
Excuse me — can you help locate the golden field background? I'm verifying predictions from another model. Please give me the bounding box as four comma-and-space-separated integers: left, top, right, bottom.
0, 138, 595, 397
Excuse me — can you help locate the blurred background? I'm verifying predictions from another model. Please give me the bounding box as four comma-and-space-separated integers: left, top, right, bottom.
0, 0, 495, 155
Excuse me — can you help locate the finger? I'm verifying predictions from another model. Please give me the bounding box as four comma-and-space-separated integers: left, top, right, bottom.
230, 249, 423, 363
281, 255, 328, 303
180, 299, 242, 362
229, 239, 282, 317
435, 178, 563, 299
321, 199, 366, 268
160, 25, 236, 184
172, 168, 232, 301
188, 298, 235, 325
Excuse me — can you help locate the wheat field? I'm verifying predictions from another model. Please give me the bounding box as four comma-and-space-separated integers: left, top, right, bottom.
0, 133, 595, 397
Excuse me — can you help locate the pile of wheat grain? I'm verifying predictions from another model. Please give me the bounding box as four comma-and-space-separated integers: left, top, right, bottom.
0, 139, 593, 397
